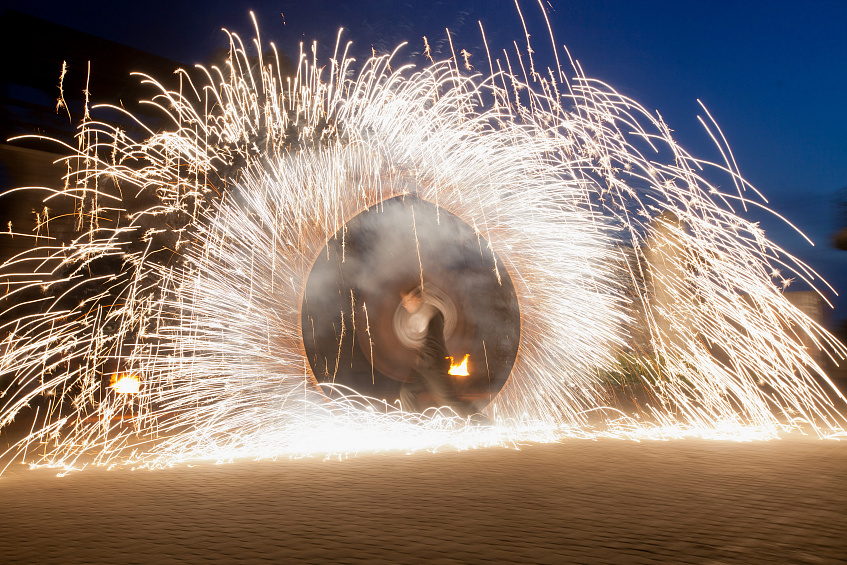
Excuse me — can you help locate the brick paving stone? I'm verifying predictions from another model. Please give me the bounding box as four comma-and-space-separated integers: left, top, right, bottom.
0, 437, 845, 563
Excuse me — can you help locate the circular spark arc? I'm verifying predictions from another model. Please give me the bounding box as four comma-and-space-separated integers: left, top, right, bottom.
1, 20, 846, 474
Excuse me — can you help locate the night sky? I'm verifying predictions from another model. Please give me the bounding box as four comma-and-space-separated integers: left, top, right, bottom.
5, 0, 847, 321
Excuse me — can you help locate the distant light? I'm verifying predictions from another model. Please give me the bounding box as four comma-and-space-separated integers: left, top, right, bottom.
110, 374, 141, 394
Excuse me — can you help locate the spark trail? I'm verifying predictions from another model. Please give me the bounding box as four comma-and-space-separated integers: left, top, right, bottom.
0, 16, 845, 474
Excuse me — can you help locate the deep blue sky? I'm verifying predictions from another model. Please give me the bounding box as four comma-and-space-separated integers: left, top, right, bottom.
6, 0, 847, 321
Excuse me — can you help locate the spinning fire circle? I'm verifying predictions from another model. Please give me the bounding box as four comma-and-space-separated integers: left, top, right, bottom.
1, 14, 845, 475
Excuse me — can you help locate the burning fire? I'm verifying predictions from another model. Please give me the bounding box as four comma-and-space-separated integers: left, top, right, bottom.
110, 374, 141, 394
448, 354, 470, 376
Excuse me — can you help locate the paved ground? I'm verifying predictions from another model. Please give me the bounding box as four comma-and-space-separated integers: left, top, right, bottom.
0, 436, 845, 564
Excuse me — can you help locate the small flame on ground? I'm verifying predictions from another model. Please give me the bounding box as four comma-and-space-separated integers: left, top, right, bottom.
449, 354, 470, 376
110, 374, 141, 394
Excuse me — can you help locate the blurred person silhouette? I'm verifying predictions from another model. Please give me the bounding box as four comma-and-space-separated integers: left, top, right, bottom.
398, 286, 473, 418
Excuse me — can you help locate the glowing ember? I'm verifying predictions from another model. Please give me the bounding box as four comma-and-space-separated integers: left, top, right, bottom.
449, 355, 470, 377
110, 374, 141, 394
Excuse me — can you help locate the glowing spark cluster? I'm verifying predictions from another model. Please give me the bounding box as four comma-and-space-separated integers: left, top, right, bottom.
0, 14, 845, 474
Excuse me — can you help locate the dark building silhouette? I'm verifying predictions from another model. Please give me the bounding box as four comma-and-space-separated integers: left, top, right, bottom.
0, 10, 187, 264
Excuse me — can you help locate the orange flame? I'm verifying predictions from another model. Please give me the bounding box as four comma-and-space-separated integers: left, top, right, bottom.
110, 373, 141, 394
448, 354, 470, 376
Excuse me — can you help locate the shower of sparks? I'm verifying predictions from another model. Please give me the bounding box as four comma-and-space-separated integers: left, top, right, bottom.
1, 13, 846, 475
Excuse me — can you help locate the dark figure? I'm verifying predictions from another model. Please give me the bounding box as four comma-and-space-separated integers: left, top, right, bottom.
398, 290, 471, 417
